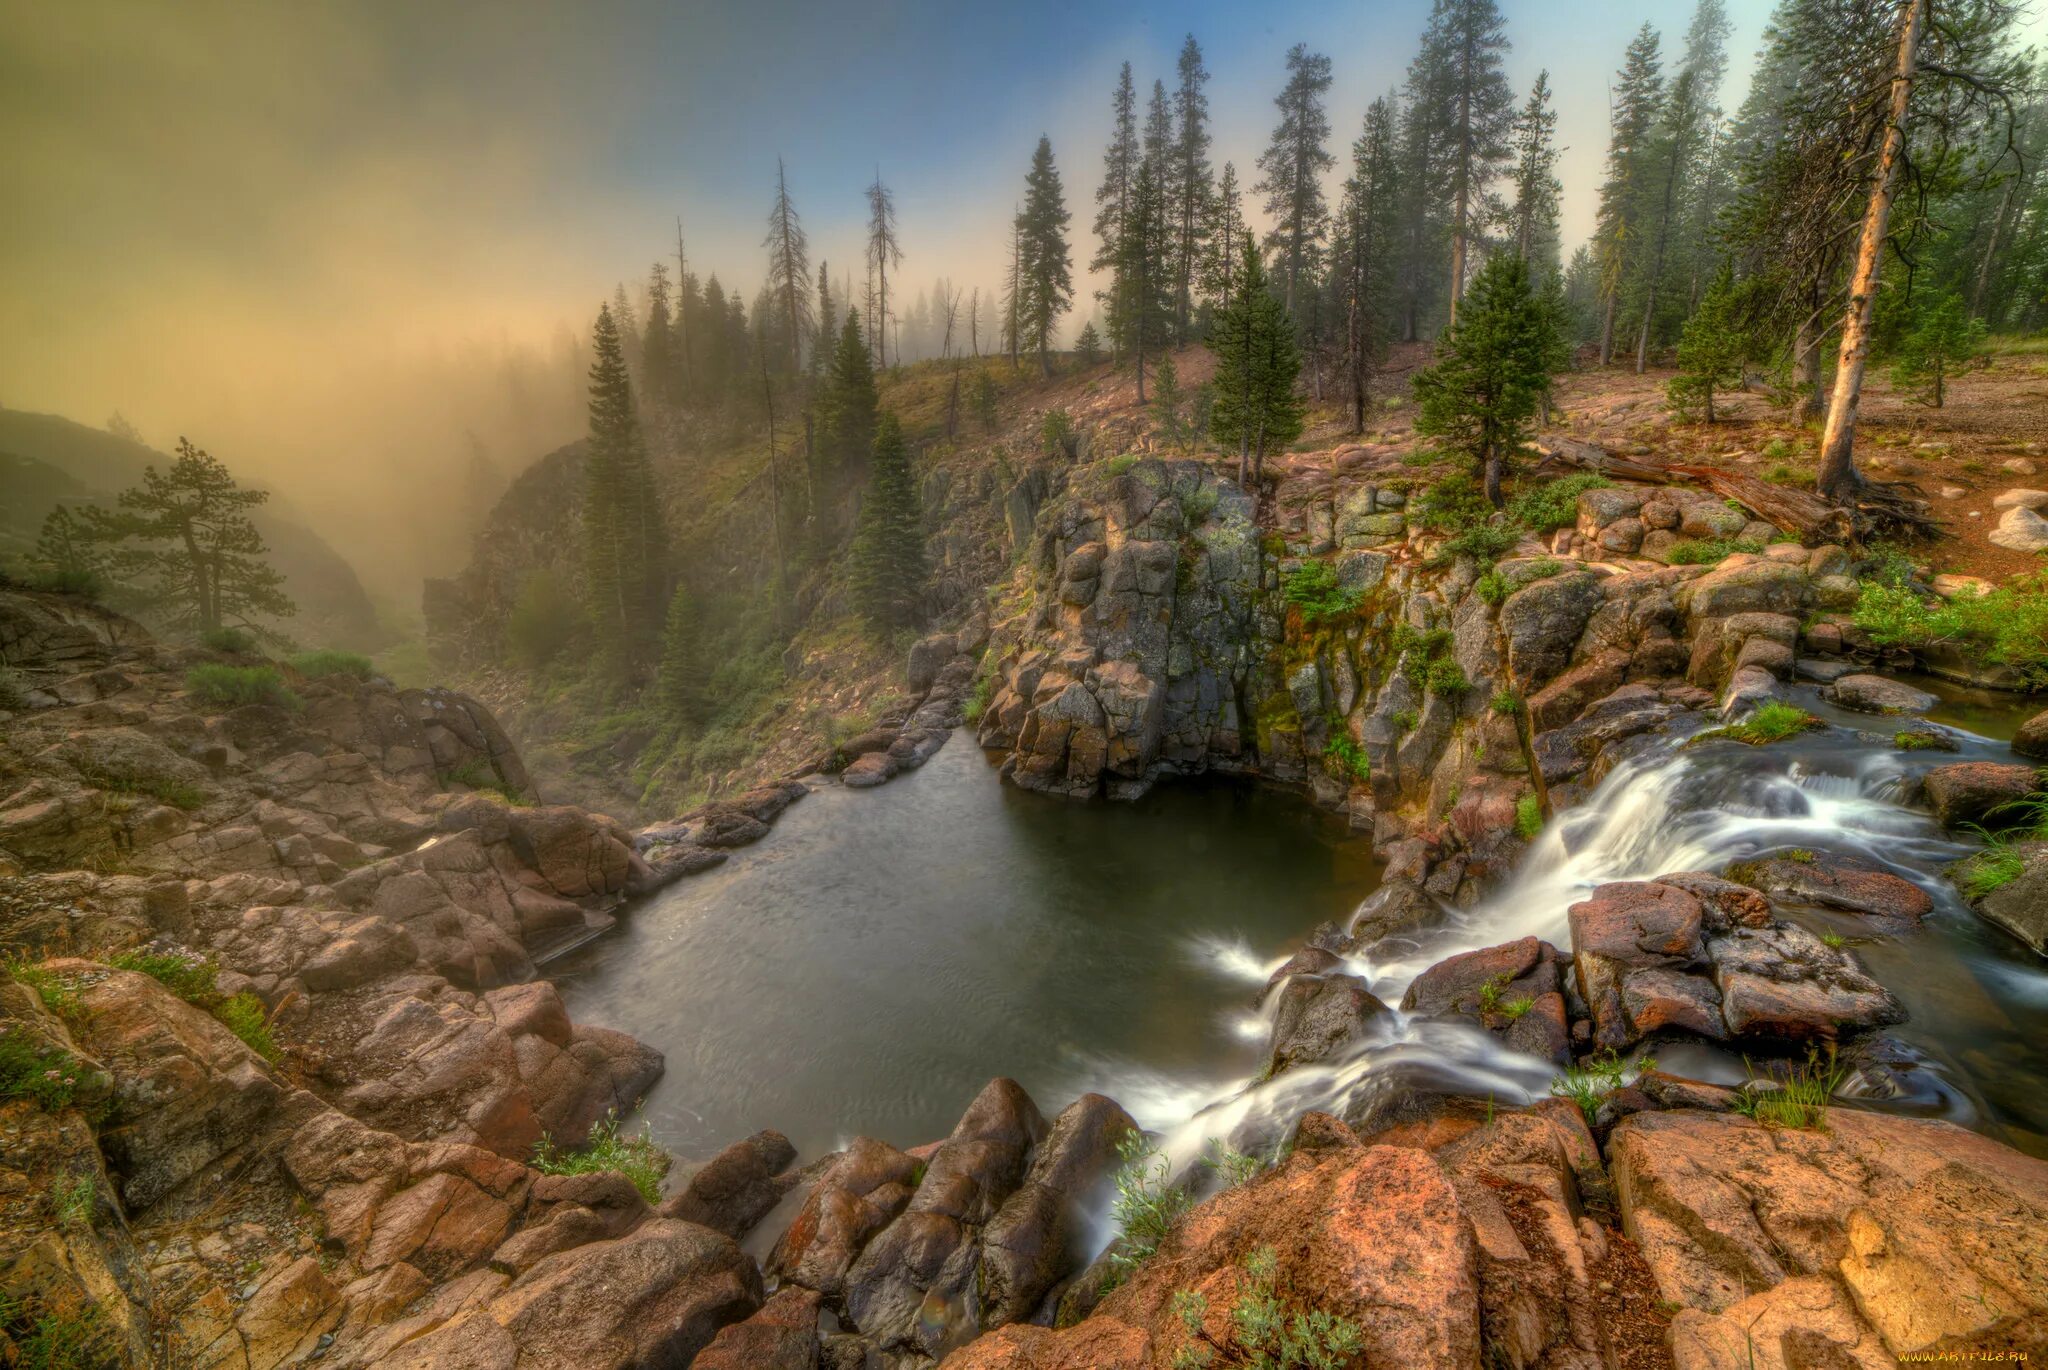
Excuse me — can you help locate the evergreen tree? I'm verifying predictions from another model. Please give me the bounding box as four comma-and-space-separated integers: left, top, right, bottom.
850, 413, 926, 633
1151, 351, 1189, 450
1508, 71, 1563, 279
611, 283, 642, 381
31, 504, 104, 594
1667, 261, 1749, 422
657, 583, 711, 723
579, 303, 667, 664
1592, 25, 1665, 365
699, 276, 732, 396
1209, 234, 1306, 488
1075, 320, 1104, 365
1336, 97, 1401, 435
973, 368, 1000, 431
80, 439, 295, 638
1629, 3, 1730, 371
1413, 253, 1555, 507
811, 261, 836, 381
642, 262, 680, 411
1394, 33, 1449, 339
812, 309, 879, 536
1093, 63, 1141, 362
1891, 291, 1987, 408
1169, 35, 1215, 342
1016, 135, 1075, 378
865, 173, 904, 369
763, 157, 814, 376
1256, 44, 1335, 319
1420, 0, 1516, 325
1113, 155, 1174, 401
1201, 161, 1246, 316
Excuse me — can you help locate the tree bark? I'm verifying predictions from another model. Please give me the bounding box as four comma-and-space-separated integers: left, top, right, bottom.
1818, 0, 1925, 504
1793, 315, 1824, 421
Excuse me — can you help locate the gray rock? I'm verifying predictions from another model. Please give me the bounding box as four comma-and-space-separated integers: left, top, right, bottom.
1828, 673, 1936, 715
1267, 973, 1389, 1075
1989, 505, 2048, 553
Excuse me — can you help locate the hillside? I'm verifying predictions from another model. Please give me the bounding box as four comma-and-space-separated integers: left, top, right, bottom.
0, 409, 390, 651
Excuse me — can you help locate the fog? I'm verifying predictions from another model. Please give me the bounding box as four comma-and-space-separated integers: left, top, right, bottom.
0, 0, 1830, 602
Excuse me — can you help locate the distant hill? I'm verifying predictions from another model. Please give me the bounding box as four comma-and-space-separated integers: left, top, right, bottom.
0, 409, 390, 650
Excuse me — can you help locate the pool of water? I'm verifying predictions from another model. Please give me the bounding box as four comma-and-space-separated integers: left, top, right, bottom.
558, 676, 2048, 1172
552, 739, 1379, 1160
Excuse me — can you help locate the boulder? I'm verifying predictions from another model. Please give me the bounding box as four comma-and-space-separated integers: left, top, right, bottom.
2015, 709, 2048, 760
1567, 882, 1712, 1049
767, 1137, 922, 1297
1610, 1109, 2048, 1360
1345, 878, 1440, 949
1974, 839, 2048, 954
1267, 973, 1391, 1074
977, 1093, 1138, 1327
1828, 674, 1937, 715
658, 1129, 798, 1240
1726, 850, 1933, 922
1988, 504, 2048, 553
1923, 761, 2042, 831
1708, 923, 1904, 1038
1400, 937, 1570, 1064
694, 1285, 821, 1370
1500, 573, 1604, 690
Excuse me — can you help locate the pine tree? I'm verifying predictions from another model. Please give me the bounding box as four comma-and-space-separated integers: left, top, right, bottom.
1336, 97, 1401, 435
1209, 234, 1306, 488
1093, 63, 1141, 362
1201, 161, 1246, 317
1667, 261, 1749, 422
811, 261, 836, 381
812, 309, 879, 537
1592, 25, 1665, 365
1394, 34, 1450, 339
763, 157, 814, 376
80, 439, 295, 638
1114, 155, 1174, 402
1420, 0, 1516, 325
611, 283, 642, 381
1630, 2, 1730, 371
1256, 44, 1335, 319
1508, 71, 1562, 279
642, 262, 680, 411
1151, 351, 1189, 450
657, 583, 710, 723
1891, 290, 1987, 408
31, 505, 104, 594
865, 173, 904, 369
580, 304, 667, 666
1413, 253, 1555, 507
1169, 35, 1215, 342
850, 413, 926, 633
1016, 135, 1075, 379
1075, 320, 1104, 365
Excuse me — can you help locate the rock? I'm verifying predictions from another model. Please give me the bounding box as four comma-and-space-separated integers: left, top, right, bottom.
1726, 850, 1933, 922
658, 1129, 798, 1240
841, 752, 899, 787
2012, 709, 2048, 760
1262, 944, 1342, 997
1709, 923, 1904, 1038
1682, 559, 1810, 619
1651, 871, 1776, 931
943, 1139, 1481, 1370
1401, 938, 1570, 1064
1828, 674, 1937, 715
1610, 1109, 2048, 1358
1993, 488, 2048, 511
1345, 878, 1440, 950
978, 1093, 1138, 1327
1500, 573, 1604, 690
379, 1218, 762, 1369
694, 1285, 821, 1370
1567, 882, 1713, 1049
767, 1137, 921, 1297
1988, 505, 2048, 552
1267, 972, 1390, 1074
907, 634, 958, 694
1923, 761, 2043, 831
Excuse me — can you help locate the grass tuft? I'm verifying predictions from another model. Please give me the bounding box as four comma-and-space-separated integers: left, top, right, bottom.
184, 663, 302, 711
531, 1109, 673, 1205
1731, 1047, 1844, 1130
1691, 701, 1823, 747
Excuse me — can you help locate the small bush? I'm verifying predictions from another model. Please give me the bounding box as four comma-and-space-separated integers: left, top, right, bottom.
184, 663, 301, 711
110, 948, 218, 1001
1507, 473, 1613, 533
0, 1028, 96, 1112
1391, 707, 1419, 733
214, 992, 279, 1062
289, 649, 374, 680
198, 625, 258, 654
1322, 733, 1370, 783
1168, 1244, 1365, 1369
1475, 569, 1510, 605
1667, 538, 1764, 566
1103, 1129, 1194, 1290
962, 669, 996, 724
1414, 472, 1491, 532
1490, 689, 1522, 716
1440, 521, 1521, 565
1423, 657, 1469, 697
1852, 572, 2048, 690
1041, 407, 1076, 459
1179, 486, 1220, 525
1515, 792, 1543, 840
531, 1109, 672, 1205
1550, 1049, 1652, 1122
1281, 563, 1363, 625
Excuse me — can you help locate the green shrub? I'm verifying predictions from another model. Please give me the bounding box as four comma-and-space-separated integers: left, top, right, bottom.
1851, 572, 2048, 689
1525, 557, 1563, 580
6, 959, 80, 1018
1391, 707, 1419, 733
214, 992, 279, 1062
1103, 1129, 1193, 1290
1041, 407, 1076, 458
1667, 538, 1763, 566
1414, 472, 1491, 532
962, 669, 996, 724
1179, 486, 1220, 525
1490, 689, 1522, 716
1550, 1049, 1652, 1123
1515, 792, 1543, 840
0, 1029, 97, 1112
1475, 569, 1510, 605
1322, 733, 1370, 783
1440, 521, 1521, 565
1423, 657, 1469, 697
184, 663, 301, 711
288, 649, 375, 680
1731, 1047, 1844, 1130
531, 1109, 673, 1205
198, 625, 259, 654
109, 948, 218, 1001
1281, 563, 1364, 625
1168, 1245, 1364, 1369
1506, 473, 1613, 533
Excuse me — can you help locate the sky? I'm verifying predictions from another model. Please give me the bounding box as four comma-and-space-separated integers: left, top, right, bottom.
1, 0, 1797, 596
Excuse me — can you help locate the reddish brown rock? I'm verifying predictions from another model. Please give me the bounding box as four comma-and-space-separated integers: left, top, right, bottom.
768, 1136, 923, 1298
1267, 972, 1390, 1075
694, 1285, 821, 1370
1726, 851, 1933, 922
1922, 762, 2043, 832
658, 1128, 797, 1239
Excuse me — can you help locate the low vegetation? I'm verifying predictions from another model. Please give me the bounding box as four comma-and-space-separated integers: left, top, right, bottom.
1168, 1245, 1365, 1369
109, 948, 280, 1061
1104, 1129, 1195, 1291
531, 1109, 673, 1205
1666, 537, 1764, 566
1514, 792, 1543, 840
0, 1028, 98, 1113
1690, 701, 1823, 747
1852, 573, 2048, 689
70, 760, 204, 811
1505, 473, 1612, 534
1282, 563, 1364, 625
184, 663, 302, 711
1732, 1048, 1844, 1130
1550, 1049, 1653, 1123
0, 1288, 112, 1370
1321, 732, 1369, 783
5, 959, 80, 1018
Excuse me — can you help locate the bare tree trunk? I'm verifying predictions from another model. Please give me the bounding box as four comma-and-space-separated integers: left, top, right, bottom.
1818, 0, 1924, 504
1599, 292, 1617, 366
